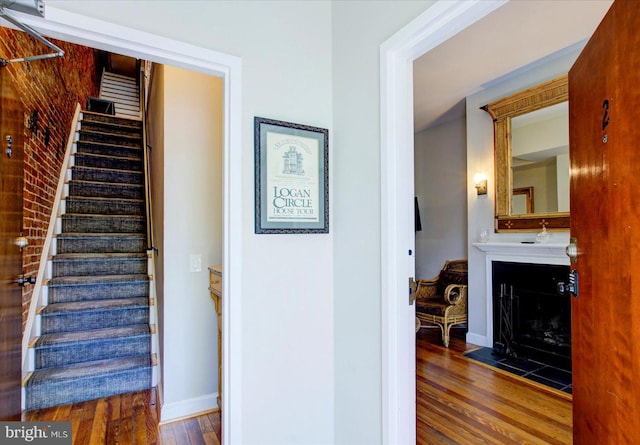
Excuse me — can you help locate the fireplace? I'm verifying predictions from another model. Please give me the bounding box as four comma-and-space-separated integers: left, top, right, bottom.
492, 261, 571, 371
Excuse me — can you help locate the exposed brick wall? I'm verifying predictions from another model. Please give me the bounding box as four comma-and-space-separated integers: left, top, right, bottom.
0, 28, 102, 329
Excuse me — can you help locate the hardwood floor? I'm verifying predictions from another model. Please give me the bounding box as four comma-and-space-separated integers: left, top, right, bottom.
23, 389, 221, 444
23, 330, 571, 444
159, 411, 221, 445
417, 326, 572, 444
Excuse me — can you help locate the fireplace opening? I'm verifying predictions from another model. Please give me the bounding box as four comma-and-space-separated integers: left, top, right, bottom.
492, 261, 571, 371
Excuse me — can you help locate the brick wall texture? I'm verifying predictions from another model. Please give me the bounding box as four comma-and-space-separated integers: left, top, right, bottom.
0, 27, 102, 329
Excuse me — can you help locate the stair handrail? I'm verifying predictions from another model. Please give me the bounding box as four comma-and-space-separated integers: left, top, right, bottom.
139, 61, 154, 250
138, 59, 162, 399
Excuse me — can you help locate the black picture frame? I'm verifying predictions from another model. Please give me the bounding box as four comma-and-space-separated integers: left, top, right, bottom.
254, 117, 329, 234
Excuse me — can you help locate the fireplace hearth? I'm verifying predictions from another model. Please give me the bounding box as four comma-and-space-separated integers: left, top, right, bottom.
492, 261, 571, 371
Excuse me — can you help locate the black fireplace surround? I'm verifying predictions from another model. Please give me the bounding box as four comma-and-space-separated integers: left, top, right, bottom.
492, 261, 571, 371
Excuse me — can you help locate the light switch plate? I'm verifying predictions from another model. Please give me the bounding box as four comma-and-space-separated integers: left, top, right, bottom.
189, 254, 202, 273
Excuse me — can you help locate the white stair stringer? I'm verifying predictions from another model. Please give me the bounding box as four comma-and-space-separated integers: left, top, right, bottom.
21, 104, 83, 409
147, 249, 161, 388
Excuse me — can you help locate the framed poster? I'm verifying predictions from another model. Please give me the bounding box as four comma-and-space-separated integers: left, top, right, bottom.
254, 117, 329, 234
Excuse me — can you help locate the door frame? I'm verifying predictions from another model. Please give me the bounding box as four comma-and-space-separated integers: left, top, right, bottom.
11, 7, 243, 444
379, 1, 507, 443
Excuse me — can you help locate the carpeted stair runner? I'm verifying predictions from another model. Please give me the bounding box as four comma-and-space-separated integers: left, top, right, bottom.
24, 111, 152, 410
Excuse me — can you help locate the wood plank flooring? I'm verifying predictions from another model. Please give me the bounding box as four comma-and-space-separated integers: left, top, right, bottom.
417, 326, 572, 444
23, 329, 571, 444
23, 389, 221, 444
160, 412, 221, 445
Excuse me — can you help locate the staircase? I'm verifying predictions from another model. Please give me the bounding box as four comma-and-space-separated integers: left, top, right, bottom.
23, 108, 154, 410
99, 71, 141, 119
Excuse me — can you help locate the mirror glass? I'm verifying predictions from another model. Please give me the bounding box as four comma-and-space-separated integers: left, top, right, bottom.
510, 102, 569, 215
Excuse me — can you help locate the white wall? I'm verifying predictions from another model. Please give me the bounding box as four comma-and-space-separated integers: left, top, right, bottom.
331, 2, 433, 444
512, 112, 568, 158
513, 159, 558, 213
47, 2, 335, 443
465, 48, 577, 346
141, 64, 226, 418
414, 118, 467, 279
557, 152, 570, 212
161, 66, 224, 417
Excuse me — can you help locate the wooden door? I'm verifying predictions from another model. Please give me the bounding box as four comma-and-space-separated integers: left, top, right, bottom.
0, 68, 24, 421
569, 0, 640, 442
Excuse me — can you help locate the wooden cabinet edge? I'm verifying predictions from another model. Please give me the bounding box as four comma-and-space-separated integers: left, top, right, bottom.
209, 264, 223, 411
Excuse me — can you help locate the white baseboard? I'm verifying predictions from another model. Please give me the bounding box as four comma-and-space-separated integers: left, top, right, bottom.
160, 392, 219, 423
466, 332, 489, 347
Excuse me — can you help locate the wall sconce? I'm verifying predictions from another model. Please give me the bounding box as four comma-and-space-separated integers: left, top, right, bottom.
474, 173, 488, 196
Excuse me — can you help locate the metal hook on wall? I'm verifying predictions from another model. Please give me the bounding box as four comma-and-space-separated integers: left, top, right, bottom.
28, 109, 38, 136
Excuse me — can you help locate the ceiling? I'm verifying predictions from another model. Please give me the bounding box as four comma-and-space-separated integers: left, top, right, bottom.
413, 0, 614, 133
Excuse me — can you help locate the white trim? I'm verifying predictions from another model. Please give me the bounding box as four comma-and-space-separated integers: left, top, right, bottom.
16, 8, 243, 444
380, 1, 508, 443
222, 40, 243, 445
466, 332, 489, 347
160, 392, 219, 422
475, 242, 570, 348
147, 249, 161, 388
473, 242, 569, 258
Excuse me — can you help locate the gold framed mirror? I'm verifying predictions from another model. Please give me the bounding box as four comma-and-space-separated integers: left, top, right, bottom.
482, 75, 570, 232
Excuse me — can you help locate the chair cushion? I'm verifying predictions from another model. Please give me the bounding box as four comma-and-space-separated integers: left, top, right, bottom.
416, 300, 447, 317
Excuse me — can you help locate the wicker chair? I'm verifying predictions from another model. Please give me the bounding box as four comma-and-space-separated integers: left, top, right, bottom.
415, 259, 468, 347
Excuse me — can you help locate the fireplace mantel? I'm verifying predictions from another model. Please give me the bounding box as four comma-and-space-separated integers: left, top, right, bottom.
473, 242, 569, 262
469, 241, 570, 348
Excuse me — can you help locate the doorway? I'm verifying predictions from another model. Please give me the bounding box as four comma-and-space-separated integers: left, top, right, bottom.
1, 10, 242, 443
381, 3, 508, 442
381, 1, 611, 443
